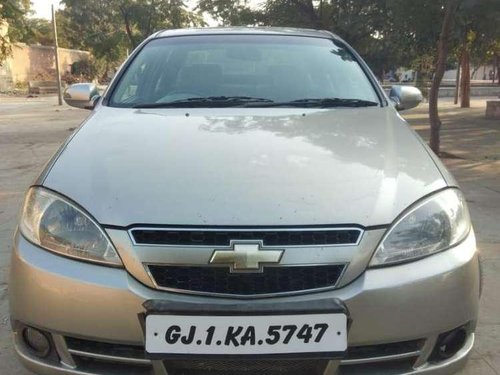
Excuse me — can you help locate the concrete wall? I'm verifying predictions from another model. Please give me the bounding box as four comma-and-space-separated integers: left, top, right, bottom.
444, 65, 497, 81
437, 85, 500, 98
384, 85, 500, 98
0, 43, 90, 90
395, 66, 499, 84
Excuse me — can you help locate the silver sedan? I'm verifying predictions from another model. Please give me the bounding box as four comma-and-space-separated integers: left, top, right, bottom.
10, 27, 479, 375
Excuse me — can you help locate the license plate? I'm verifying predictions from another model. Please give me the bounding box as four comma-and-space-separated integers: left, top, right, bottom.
145, 313, 347, 357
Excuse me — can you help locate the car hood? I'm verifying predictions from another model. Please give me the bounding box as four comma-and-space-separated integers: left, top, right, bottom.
43, 106, 447, 227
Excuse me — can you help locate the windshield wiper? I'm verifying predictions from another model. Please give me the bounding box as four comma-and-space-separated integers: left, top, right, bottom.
132, 96, 274, 108
247, 98, 379, 108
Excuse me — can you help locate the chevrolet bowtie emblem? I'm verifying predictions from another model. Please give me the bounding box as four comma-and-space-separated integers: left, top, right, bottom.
209, 241, 284, 273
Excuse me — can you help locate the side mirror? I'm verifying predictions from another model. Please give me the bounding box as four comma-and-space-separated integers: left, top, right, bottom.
63, 83, 101, 110
389, 85, 423, 111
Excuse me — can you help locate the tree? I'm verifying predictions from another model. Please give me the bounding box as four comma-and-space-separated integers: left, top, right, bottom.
262, 0, 321, 28
60, 0, 204, 79
194, 0, 442, 80
0, 0, 30, 63
116, 0, 204, 49
197, 0, 263, 25
21, 18, 53, 45
20, 12, 76, 49
455, 0, 500, 106
383, 0, 446, 87
458, 30, 473, 107
60, 0, 127, 77
429, 0, 459, 155
199, 0, 401, 78
488, 40, 500, 84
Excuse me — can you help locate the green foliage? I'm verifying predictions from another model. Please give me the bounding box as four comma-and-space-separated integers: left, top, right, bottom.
455, 0, 500, 68
385, 0, 445, 65
58, 0, 205, 80
324, 0, 399, 77
194, 0, 499, 80
0, 0, 30, 62
59, 0, 128, 63
71, 59, 97, 78
21, 18, 53, 45
119, 0, 205, 47
3, 0, 499, 82
61, 58, 99, 84
196, 0, 407, 76
197, 0, 263, 25
61, 0, 204, 51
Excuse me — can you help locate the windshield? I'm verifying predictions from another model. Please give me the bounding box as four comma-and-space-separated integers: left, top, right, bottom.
109, 34, 380, 108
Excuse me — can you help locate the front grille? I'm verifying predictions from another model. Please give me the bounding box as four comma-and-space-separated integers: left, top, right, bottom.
148, 264, 345, 295
131, 227, 361, 246
164, 359, 328, 375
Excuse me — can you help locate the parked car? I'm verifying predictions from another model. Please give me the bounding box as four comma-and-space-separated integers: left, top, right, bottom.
10, 27, 479, 375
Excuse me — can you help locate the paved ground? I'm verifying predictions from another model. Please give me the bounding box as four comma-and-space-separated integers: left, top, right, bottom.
404, 98, 500, 374
0, 95, 499, 374
0, 97, 89, 374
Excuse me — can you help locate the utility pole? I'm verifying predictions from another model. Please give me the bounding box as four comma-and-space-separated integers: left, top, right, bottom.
52, 4, 63, 105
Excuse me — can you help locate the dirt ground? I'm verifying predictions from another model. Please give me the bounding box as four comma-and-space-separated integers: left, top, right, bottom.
0, 95, 499, 374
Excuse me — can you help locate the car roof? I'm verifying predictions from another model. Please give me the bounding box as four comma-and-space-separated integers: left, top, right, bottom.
154, 27, 340, 40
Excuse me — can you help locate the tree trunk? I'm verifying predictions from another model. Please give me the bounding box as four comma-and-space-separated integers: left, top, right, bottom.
492, 54, 497, 83
120, 7, 137, 49
100, 60, 110, 83
454, 57, 461, 105
471, 65, 479, 79
460, 49, 471, 108
429, 0, 458, 155
496, 55, 500, 85
145, 0, 156, 37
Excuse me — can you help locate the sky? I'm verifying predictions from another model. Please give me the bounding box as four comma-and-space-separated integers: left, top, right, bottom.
30, 0, 61, 19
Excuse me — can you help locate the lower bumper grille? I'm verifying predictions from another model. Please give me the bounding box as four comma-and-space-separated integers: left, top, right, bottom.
339, 357, 418, 374
345, 339, 424, 360
147, 264, 345, 296
73, 357, 151, 375
61, 336, 423, 375
65, 336, 146, 360
164, 359, 328, 375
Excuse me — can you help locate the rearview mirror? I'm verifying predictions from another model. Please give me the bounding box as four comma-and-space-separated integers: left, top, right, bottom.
389, 85, 423, 111
63, 83, 100, 110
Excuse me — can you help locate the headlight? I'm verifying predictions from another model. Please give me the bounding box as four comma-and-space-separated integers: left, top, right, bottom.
370, 188, 471, 266
19, 187, 122, 266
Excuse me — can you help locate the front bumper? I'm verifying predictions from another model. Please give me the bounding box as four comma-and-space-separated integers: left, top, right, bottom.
10, 231, 480, 374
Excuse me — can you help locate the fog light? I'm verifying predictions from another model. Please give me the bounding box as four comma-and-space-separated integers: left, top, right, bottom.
22, 327, 51, 358
430, 326, 467, 362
